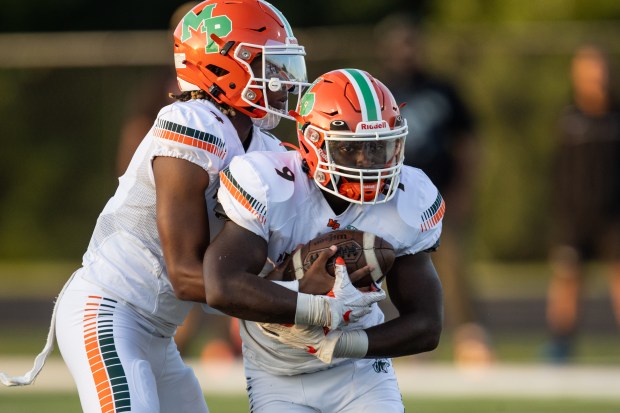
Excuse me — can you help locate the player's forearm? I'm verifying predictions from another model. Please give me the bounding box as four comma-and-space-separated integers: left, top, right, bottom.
362, 314, 442, 358
205, 270, 343, 328
169, 262, 207, 302
205, 270, 300, 323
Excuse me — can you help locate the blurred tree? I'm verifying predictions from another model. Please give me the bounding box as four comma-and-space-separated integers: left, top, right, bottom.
428, 0, 620, 24
0, 0, 191, 32
417, 0, 620, 260
0, 0, 428, 32
2, 0, 620, 33
0, 68, 142, 259
2, 0, 620, 260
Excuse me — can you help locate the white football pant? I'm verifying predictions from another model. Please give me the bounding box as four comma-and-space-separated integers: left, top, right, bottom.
244, 357, 404, 412
55, 273, 209, 413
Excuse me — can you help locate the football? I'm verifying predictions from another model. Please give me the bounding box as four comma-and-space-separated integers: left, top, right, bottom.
282, 230, 395, 288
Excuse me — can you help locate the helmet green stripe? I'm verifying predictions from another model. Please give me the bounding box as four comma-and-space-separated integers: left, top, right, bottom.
342, 69, 380, 122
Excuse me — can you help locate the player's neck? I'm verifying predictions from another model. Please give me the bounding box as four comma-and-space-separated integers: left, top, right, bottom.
323, 191, 351, 216
229, 113, 253, 148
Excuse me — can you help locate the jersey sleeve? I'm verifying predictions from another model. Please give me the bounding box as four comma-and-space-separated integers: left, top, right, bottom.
150, 102, 229, 182
413, 190, 444, 253
398, 168, 445, 255
217, 154, 270, 240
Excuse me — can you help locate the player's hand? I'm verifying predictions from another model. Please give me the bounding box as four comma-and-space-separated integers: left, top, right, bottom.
258, 323, 343, 364
264, 246, 300, 281
298, 246, 340, 295
322, 256, 386, 330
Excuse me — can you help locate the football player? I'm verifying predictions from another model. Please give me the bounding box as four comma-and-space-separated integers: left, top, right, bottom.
1, 1, 332, 412
204, 68, 444, 412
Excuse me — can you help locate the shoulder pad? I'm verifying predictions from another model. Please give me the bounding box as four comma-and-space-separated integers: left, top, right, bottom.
153, 101, 232, 160
396, 167, 445, 232
228, 151, 298, 204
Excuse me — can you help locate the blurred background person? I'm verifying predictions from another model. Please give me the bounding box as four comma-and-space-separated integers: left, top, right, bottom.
544, 44, 620, 364
115, 1, 195, 176
374, 14, 493, 366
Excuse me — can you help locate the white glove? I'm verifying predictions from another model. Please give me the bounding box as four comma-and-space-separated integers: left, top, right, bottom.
295, 256, 386, 330
258, 323, 343, 364
324, 256, 386, 330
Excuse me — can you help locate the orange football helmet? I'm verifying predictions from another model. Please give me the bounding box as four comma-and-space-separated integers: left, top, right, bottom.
173, 0, 308, 123
290, 69, 407, 204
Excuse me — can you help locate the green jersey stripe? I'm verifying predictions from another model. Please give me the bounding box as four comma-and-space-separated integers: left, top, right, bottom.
342, 69, 380, 122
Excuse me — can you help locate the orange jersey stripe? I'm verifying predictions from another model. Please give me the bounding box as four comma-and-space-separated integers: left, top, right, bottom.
420, 193, 445, 232
220, 168, 267, 224
153, 119, 227, 160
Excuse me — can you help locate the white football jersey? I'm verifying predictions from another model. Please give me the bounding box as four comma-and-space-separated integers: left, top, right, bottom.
80, 99, 286, 332
218, 150, 444, 375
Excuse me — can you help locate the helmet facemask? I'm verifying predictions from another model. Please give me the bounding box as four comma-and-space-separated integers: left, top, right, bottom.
306, 123, 407, 204
293, 69, 408, 205
236, 41, 309, 129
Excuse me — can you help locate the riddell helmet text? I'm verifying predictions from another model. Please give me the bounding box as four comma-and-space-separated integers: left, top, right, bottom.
359, 121, 388, 130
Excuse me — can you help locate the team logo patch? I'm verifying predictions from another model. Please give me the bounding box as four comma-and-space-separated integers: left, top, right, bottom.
372, 359, 391, 373
180, 4, 232, 53
327, 219, 340, 230
299, 92, 315, 117
297, 77, 322, 122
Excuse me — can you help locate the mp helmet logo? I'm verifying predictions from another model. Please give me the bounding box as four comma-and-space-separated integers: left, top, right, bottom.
299, 92, 315, 117
298, 77, 322, 120
180, 4, 232, 54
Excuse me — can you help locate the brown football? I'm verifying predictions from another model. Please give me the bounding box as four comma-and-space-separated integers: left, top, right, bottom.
282, 230, 395, 288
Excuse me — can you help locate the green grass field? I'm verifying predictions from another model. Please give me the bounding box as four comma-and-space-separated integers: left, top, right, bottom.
2, 261, 619, 412
1, 393, 619, 413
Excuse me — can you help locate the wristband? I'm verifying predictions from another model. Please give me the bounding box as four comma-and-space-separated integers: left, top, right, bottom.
333, 330, 369, 359
294, 293, 329, 326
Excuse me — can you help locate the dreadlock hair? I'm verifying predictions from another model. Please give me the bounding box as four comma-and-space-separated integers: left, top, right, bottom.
168, 89, 237, 117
